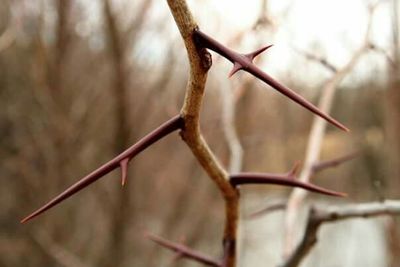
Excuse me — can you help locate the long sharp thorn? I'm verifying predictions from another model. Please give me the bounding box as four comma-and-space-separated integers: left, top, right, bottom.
228, 62, 243, 77
230, 173, 346, 197
120, 158, 129, 186
246, 67, 349, 132
21, 115, 184, 223
245, 44, 273, 61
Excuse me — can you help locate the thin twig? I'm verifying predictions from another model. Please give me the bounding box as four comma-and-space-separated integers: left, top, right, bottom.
311, 152, 359, 174
146, 233, 221, 267
281, 200, 400, 267
33, 232, 91, 267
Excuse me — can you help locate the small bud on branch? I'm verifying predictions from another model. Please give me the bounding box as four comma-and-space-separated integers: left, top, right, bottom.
21, 115, 184, 223
193, 29, 349, 132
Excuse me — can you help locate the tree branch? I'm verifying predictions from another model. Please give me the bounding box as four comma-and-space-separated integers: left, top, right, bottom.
166, 1, 239, 266
147, 233, 221, 267
281, 200, 400, 267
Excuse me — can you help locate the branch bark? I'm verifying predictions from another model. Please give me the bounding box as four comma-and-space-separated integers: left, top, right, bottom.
166, 1, 239, 266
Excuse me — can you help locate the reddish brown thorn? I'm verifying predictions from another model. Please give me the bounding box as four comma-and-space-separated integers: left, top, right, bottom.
193, 29, 349, 132
229, 167, 346, 197
245, 44, 273, 61
146, 233, 221, 267
21, 115, 184, 223
287, 161, 301, 179
228, 62, 243, 77
120, 158, 129, 186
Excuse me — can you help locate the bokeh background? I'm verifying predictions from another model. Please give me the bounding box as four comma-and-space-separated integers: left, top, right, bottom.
1, 0, 399, 266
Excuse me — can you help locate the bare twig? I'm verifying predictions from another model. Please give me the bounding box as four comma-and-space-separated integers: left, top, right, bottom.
281, 200, 400, 267
311, 151, 359, 174
216, 73, 243, 173
292, 47, 337, 73
248, 201, 287, 219
21, 115, 183, 223
146, 233, 221, 267
283, 3, 378, 255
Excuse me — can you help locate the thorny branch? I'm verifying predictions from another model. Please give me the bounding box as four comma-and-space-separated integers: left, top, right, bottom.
147, 233, 221, 267
283, 3, 378, 255
22, 1, 350, 266
281, 200, 400, 267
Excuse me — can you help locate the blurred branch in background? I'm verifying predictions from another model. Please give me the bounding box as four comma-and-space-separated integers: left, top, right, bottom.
283, 2, 379, 256
281, 200, 400, 267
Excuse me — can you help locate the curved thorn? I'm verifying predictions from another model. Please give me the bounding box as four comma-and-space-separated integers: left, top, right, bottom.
245, 44, 273, 61
21, 115, 184, 223
228, 62, 243, 77
229, 173, 346, 197
120, 158, 129, 186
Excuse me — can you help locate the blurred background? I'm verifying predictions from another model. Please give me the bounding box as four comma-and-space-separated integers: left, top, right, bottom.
0, 0, 399, 266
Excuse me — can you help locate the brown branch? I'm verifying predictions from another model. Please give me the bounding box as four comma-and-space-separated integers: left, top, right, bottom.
146, 233, 221, 267
193, 29, 348, 132
21, 115, 183, 223
281, 200, 400, 267
166, 1, 239, 266
229, 163, 346, 197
